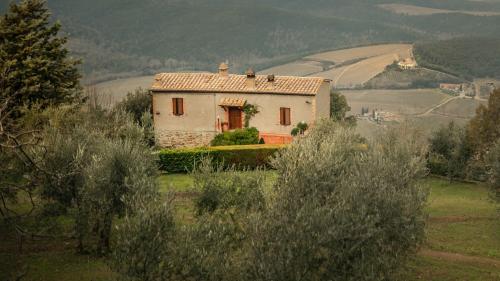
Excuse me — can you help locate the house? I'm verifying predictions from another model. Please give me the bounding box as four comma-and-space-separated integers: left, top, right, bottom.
440, 83, 462, 93
150, 63, 331, 148
397, 58, 417, 70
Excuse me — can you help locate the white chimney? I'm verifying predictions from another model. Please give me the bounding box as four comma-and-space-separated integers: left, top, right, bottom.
245, 68, 256, 89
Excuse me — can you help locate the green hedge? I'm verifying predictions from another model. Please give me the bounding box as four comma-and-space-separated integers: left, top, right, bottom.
158, 144, 286, 173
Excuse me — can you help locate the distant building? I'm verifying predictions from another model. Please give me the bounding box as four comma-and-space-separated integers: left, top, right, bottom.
150, 63, 331, 148
440, 83, 463, 93
397, 58, 417, 70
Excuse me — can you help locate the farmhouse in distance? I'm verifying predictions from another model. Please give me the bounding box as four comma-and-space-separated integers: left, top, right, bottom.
150, 63, 331, 147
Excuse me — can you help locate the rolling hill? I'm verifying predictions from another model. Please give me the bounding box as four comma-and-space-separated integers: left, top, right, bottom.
2, 0, 500, 83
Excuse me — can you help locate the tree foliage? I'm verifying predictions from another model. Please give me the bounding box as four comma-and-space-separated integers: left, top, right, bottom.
0, 0, 80, 236
467, 89, 500, 154
115, 88, 151, 125
429, 122, 472, 181
243, 121, 428, 281
485, 141, 500, 204
36, 107, 156, 254
0, 0, 81, 119
330, 90, 356, 126
414, 37, 500, 80
113, 121, 429, 281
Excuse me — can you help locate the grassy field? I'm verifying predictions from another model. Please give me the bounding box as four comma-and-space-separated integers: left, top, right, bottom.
2, 174, 498, 281
433, 98, 487, 119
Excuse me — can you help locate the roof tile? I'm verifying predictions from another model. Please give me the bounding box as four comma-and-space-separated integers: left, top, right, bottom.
151, 73, 326, 95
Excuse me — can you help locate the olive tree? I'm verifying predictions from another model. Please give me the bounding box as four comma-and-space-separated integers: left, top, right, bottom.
242, 120, 429, 281
36, 107, 156, 253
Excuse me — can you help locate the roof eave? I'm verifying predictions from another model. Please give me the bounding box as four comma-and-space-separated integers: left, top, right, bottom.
150, 88, 318, 96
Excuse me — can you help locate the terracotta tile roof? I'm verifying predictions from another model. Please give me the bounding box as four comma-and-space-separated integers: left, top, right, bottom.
219, 98, 246, 107
151, 73, 327, 95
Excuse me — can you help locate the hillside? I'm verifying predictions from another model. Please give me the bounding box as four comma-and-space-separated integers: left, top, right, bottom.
414, 37, 500, 80
2, 0, 500, 82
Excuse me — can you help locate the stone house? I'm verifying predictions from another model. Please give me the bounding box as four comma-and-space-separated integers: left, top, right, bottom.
150, 63, 331, 148
439, 83, 463, 93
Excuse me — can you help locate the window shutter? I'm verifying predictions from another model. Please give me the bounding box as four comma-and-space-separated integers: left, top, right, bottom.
280, 107, 291, 125
173, 98, 184, 116
178, 98, 184, 115
285, 108, 291, 125
172, 98, 178, 115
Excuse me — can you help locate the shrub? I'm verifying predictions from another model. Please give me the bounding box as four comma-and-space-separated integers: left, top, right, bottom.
111, 195, 176, 281
115, 88, 151, 125
193, 158, 266, 216
157, 144, 284, 173
210, 127, 259, 146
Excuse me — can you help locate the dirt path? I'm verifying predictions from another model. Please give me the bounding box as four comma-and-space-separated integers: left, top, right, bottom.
420, 249, 500, 268
415, 96, 459, 117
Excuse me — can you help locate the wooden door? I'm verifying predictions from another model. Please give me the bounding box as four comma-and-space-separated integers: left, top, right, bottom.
229, 108, 242, 129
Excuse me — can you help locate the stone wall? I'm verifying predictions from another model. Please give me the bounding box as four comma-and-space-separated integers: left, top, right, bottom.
156, 129, 217, 148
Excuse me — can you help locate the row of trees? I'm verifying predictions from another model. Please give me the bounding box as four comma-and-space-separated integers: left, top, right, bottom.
429, 89, 500, 202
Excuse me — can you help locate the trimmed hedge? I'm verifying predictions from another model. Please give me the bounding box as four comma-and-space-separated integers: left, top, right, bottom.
158, 144, 286, 173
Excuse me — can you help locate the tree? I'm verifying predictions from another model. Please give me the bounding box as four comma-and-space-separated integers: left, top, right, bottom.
330, 89, 356, 126
0, 0, 81, 119
115, 88, 151, 125
36, 108, 156, 253
243, 120, 428, 281
429, 122, 472, 181
467, 89, 500, 155
485, 141, 500, 205
0, 0, 80, 233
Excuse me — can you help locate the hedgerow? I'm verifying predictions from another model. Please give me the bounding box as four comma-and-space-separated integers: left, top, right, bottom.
157, 144, 285, 173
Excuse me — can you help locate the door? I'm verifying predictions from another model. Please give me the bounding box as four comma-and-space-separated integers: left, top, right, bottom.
228, 108, 242, 129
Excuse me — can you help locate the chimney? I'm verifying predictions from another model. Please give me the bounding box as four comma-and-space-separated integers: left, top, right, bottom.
245, 68, 256, 89
267, 74, 275, 82
218, 62, 229, 77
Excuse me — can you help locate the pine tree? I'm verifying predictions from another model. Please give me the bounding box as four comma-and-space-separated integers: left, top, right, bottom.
0, 0, 81, 118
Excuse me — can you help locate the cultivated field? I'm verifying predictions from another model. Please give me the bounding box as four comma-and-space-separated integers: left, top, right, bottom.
261, 44, 413, 89
378, 3, 500, 16
343, 89, 449, 115
343, 89, 487, 137
259, 60, 324, 77
433, 99, 487, 119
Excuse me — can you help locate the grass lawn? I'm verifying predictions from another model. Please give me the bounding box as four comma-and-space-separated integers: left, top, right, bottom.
1, 174, 498, 281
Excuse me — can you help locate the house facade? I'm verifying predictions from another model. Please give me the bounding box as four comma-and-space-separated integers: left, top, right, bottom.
150, 63, 331, 148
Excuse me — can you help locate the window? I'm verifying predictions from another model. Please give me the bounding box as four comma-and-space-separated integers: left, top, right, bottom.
280, 107, 291, 126
172, 98, 184, 116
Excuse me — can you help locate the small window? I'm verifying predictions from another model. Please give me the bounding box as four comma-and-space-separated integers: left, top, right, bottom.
280, 107, 291, 126
172, 98, 184, 116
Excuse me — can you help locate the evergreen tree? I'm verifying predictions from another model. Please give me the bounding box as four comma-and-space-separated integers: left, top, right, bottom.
0, 0, 81, 119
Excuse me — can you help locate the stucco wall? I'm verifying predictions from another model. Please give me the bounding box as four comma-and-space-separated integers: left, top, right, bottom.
152, 93, 217, 147
315, 81, 331, 120
215, 93, 315, 135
